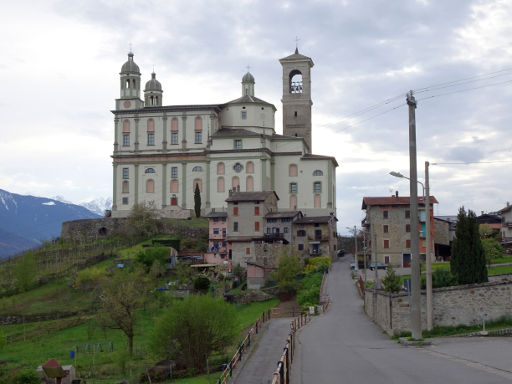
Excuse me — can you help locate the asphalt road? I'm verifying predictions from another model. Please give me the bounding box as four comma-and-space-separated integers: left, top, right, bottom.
291, 256, 512, 384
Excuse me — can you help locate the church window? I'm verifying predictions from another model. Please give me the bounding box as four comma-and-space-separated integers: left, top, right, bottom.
289, 70, 303, 93
123, 134, 130, 146
194, 117, 202, 143
192, 166, 203, 172
314, 194, 321, 208
245, 88, 249, 96
313, 170, 323, 176
217, 162, 225, 175
122, 181, 129, 193
290, 194, 297, 209
171, 132, 178, 145
290, 183, 297, 194
289, 164, 298, 177
246, 176, 254, 191
146, 179, 154, 193
122, 168, 129, 179
232, 176, 239, 189
234, 140, 242, 149
313, 182, 322, 193
217, 177, 225, 192
148, 133, 155, 146
233, 222, 239, 232
234, 163, 243, 173
171, 118, 178, 145
241, 111, 247, 120
147, 119, 155, 146
246, 161, 254, 173
145, 168, 155, 174
122, 197, 129, 205
294, 111, 298, 117
193, 178, 202, 192
170, 180, 178, 193
171, 167, 178, 178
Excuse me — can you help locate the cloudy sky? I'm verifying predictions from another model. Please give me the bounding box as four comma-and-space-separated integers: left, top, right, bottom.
1, 0, 511, 233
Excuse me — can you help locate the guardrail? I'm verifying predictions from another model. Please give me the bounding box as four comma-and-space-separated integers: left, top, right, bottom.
271, 313, 311, 384
217, 309, 272, 384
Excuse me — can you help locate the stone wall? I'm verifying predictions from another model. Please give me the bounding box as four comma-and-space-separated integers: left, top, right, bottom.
365, 277, 512, 335
61, 217, 208, 243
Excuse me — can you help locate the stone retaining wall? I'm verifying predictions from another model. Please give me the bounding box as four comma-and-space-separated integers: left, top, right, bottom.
365, 277, 512, 335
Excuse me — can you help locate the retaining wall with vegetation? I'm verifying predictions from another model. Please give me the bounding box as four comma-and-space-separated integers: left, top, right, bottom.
365, 277, 512, 335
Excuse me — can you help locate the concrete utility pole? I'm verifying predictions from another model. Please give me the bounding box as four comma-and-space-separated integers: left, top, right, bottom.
425, 161, 433, 331
407, 90, 422, 340
353, 225, 358, 272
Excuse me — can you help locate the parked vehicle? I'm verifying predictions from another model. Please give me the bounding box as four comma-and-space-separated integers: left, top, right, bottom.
369, 262, 388, 271
337, 249, 345, 257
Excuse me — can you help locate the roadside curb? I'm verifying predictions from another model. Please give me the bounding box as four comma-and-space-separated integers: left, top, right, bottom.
399, 337, 432, 346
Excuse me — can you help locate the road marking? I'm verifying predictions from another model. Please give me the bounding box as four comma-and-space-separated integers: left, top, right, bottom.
422, 348, 512, 381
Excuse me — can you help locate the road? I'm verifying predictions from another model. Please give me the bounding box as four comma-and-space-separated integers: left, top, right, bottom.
291, 256, 512, 383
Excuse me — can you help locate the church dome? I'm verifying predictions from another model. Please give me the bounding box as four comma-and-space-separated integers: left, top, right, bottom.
121, 52, 140, 74
242, 72, 255, 83
144, 72, 162, 91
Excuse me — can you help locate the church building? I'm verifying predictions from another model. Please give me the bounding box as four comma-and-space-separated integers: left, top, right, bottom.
111, 49, 338, 218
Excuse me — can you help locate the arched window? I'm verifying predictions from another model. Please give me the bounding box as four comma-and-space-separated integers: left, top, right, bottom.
193, 178, 202, 192
246, 161, 254, 174
314, 194, 321, 208
147, 119, 155, 146
145, 168, 155, 174
290, 194, 297, 209
246, 176, 254, 192
146, 179, 154, 193
170, 180, 178, 193
313, 170, 323, 176
192, 166, 203, 172
194, 117, 202, 144
217, 177, 225, 192
123, 120, 130, 146
289, 164, 298, 177
122, 180, 129, 193
217, 162, 225, 175
171, 118, 179, 145
289, 70, 303, 94
232, 176, 239, 189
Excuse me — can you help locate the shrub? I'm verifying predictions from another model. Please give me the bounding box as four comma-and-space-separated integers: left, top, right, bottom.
382, 265, 401, 293
136, 246, 169, 272
15, 368, 40, 384
482, 238, 504, 267
76, 266, 106, 289
304, 257, 331, 274
194, 276, 210, 292
296, 273, 323, 307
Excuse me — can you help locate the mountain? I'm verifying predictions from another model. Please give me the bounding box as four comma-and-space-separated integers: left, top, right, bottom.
80, 197, 112, 216
0, 189, 100, 259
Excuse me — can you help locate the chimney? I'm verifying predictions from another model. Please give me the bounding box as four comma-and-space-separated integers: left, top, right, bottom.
481, 211, 484, 215
395, 191, 399, 198
228, 189, 233, 197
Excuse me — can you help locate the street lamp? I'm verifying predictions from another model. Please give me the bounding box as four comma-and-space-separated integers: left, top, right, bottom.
346, 226, 358, 272
390, 165, 433, 332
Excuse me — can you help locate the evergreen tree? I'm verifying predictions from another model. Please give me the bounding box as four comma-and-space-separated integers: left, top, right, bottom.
194, 183, 201, 218
450, 207, 488, 285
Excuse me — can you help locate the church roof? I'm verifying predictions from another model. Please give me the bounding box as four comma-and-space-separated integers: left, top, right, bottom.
213, 128, 261, 137
301, 153, 339, 167
225, 94, 275, 108
144, 73, 162, 92
242, 72, 255, 83
226, 191, 279, 203
121, 52, 141, 75
279, 48, 314, 65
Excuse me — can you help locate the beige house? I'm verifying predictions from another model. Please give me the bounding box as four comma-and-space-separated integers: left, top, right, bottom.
362, 194, 438, 267
499, 203, 512, 244
294, 215, 338, 259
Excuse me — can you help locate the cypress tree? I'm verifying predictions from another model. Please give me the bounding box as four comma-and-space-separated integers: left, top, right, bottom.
450, 207, 488, 284
194, 183, 201, 218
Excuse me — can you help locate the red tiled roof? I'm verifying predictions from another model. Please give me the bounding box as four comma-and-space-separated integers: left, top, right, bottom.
362, 196, 438, 209
43, 358, 61, 367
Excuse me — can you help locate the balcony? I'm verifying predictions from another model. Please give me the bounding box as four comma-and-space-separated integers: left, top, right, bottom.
264, 233, 285, 240
309, 249, 323, 256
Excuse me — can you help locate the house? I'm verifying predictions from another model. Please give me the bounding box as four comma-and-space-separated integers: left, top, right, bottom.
293, 214, 338, 259
499, 203, 512, 245
433, 217, 452, 260
264, 210, 303, 244
477, 212, 502, 235
204, 210, 230, 265
361, 193, 438, 267
225, 190, 279, 267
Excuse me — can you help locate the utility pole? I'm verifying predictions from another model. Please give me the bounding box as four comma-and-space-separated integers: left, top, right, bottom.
373, 232, 379, 289
353, 225, 358, 272
407, 90, 422, 340
425, 161, 433, 331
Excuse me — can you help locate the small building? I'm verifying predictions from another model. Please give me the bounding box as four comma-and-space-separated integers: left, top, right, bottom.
204, 210, 230, 265
293, 214, 338, 259
362, 193, 438, 267
499, 203, 512, 245
37, 359, 75, 384
247, 260, 276, 289
477, 212, 502, 235
264, 210, 303, 244
433, 217, 452, 260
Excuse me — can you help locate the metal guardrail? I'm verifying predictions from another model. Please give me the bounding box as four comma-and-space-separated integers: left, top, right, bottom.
217, 309, 272, 384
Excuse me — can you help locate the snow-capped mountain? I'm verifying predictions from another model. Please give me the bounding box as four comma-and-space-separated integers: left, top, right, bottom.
80, 197, 112, 217
0, 189, 101, 259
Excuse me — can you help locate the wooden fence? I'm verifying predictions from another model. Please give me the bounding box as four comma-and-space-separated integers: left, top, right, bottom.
271, 313, 311, 384
217, 309, 272, 384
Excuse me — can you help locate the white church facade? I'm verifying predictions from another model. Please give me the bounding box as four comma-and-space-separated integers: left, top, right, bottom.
111, 49, 338, 218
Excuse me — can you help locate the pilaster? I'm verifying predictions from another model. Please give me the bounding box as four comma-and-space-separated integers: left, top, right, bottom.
134, 164, 139, 204
181, 162, 187, 208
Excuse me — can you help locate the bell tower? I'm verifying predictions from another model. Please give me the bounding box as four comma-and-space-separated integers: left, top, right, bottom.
116, 51, 143, 110
279, 48, 314, 152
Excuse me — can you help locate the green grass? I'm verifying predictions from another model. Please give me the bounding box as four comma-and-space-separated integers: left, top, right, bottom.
491, 255, 512, 264
234, 298, 279, 331
488, 265, 512, 275
173, 373, 219, 383
161, 217, 209, 229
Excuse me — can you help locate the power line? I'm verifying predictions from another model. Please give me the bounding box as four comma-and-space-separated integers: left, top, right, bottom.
432, 160, 512, 165
416, 78, 512, 102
